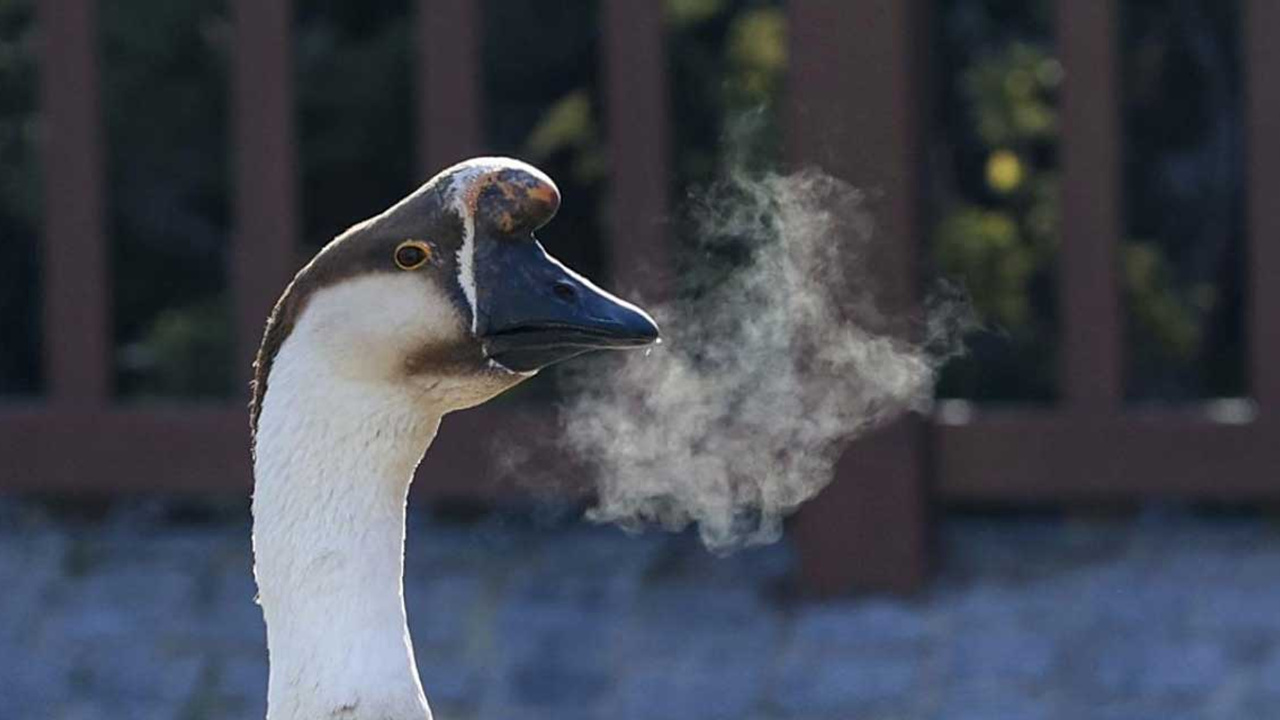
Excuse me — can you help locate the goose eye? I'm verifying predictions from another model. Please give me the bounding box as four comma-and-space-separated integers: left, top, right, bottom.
394, 240, 431, 270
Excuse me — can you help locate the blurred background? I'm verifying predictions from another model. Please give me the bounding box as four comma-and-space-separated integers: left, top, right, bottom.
3, 0, 1279, 717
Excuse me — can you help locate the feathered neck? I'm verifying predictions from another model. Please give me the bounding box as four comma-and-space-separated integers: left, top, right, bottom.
252, 328, 439, 720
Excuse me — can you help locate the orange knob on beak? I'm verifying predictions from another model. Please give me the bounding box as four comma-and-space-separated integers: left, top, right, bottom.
469, 167, 562, 236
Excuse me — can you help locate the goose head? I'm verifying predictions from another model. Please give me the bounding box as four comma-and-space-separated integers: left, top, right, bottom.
250, 157, 659, 430
249, 158, 659, 720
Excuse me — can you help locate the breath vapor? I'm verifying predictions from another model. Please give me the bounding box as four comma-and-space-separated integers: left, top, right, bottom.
540, 163, 970, 551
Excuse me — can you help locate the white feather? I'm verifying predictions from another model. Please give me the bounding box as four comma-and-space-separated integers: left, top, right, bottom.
453, 195, 478, 331
439, 156, 557, 333
252, 275, 519, 720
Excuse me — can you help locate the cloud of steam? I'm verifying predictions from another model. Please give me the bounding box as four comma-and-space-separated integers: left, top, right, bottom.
552, 165, 969, 552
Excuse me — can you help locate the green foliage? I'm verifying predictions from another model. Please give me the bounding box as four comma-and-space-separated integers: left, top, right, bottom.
1122, 241, 1213, 365
1119, 0, 1244, 399
100, 0, 233, 398
0, 0, 36, 227
522, 89, 606, 186
483, 0, 605, 283
725, 6, 786, 107
935, 207, 1033, 329
125, 299, 233, 398
0, 0, 39, 395
934, 0, 1238, 401
295, 0, 413, 248
962, 42, 1061, 148
11, 0, 1240, 404
932, 24, 1061, 400
668, 0, 786, 188
667, 0, 725, 27
664, 0, 786, 307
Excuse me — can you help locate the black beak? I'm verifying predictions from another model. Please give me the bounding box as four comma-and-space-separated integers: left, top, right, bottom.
476, 240, 660, 372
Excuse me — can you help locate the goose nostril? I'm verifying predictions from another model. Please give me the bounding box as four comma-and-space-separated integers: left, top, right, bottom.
552, 281, 578, 302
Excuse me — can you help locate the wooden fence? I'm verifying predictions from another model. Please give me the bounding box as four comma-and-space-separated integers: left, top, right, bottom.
3, 0, 1279, 594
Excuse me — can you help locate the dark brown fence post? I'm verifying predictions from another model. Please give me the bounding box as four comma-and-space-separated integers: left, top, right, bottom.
416, 0, 482, 175
1246, 0, 1280, 413
602, 0, 671, 299
787, 0, 930, 595
38, 0, 109, 405
231, 0, 298, 387
1058, 0, 1122, 412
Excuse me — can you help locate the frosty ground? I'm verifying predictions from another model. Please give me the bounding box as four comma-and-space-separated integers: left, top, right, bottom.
3, 499, 1279, 720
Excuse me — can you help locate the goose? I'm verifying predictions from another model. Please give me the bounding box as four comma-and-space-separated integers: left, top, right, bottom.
248, 157, 659, 720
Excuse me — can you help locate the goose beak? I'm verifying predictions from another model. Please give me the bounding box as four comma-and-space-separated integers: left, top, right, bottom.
476, 240, 660, 372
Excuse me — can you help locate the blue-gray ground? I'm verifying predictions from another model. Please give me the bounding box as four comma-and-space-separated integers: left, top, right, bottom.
3, 500, 1279, 720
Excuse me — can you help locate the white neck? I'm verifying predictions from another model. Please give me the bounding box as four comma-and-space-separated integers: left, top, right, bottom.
252, 338, 440, 720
